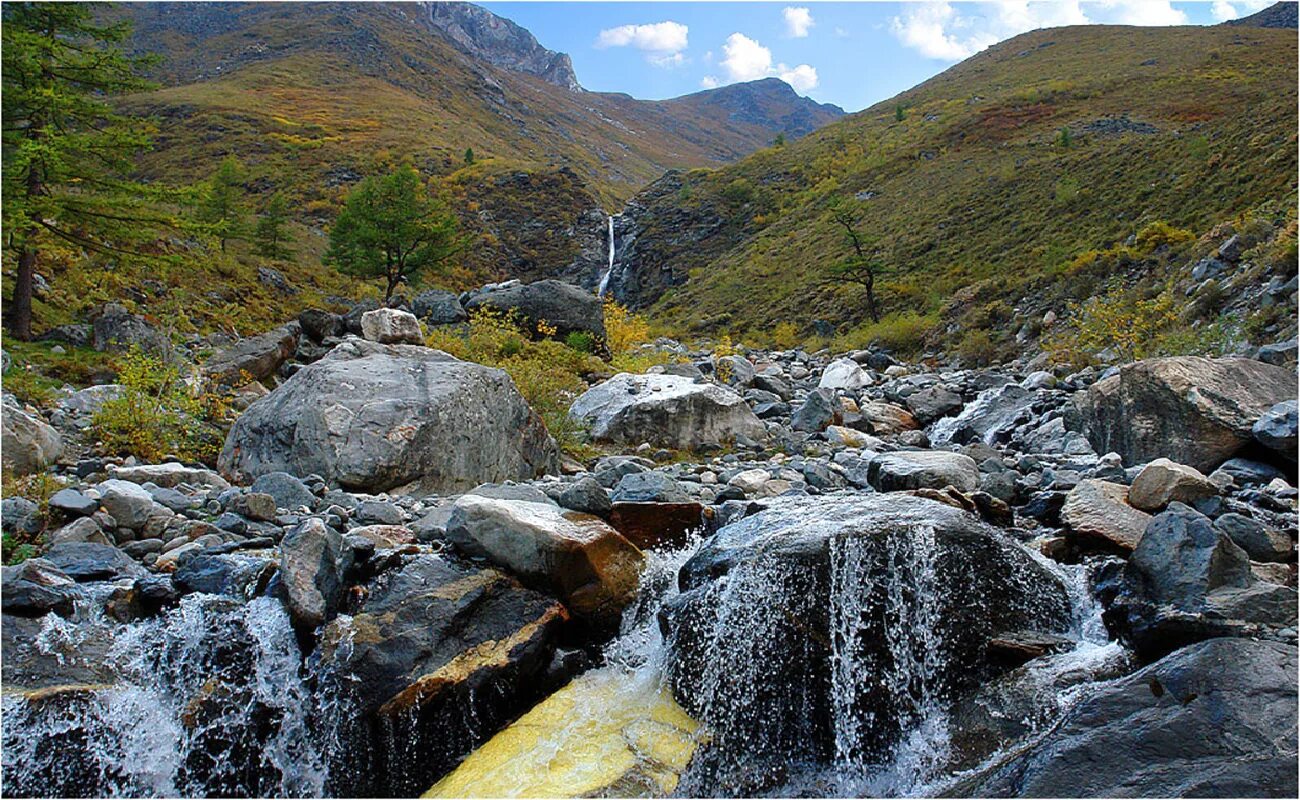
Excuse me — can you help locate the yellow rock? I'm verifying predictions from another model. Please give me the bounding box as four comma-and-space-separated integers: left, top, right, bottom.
423, 668, 702, 798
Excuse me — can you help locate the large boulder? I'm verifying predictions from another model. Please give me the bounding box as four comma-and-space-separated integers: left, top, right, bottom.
201, 324, 299, 384
107, 462, 230, 489
1104, 503, 1297, 661
463, 279, 605, 341
1126, 458, 1218, 512
91, 303, 169, 356
411, 289, 468, 326
819, 357, 873, 390
1, 558, 86, 617
218, 339, 558, 494
1253, 399, 1297, 463
1061, 479, 1152, 553
445, 495, 644, 628
95, 479, 156, 530
931, 383, 1036, 446
662, 494, 1072, 794
1, 400, 62, 475
1066, 357, 1297, 472
866, 450, 979, 493
318, 554, 568, 796
963, 638, 1297, 798
568, 373, 765, 451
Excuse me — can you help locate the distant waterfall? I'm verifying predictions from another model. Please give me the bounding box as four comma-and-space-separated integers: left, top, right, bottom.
597, 214, 617, 298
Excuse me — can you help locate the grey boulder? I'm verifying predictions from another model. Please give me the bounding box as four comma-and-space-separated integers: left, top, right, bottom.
1, 401, 62, 476
569, 373, 765, 451
219, 339, 558, 494
464, 279, 605, 341
202, 324, 299, 384
866, 450, 980, 493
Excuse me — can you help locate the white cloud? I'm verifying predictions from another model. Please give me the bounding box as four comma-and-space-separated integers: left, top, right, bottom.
1209, 0, 1271, 22
891, 1, 1200, 61
596, 21, 689, 67
779, 63, 819, 92
701, 75, 720, 89
714, 32, 820, 91
783, 7, 814, 38
596, 21, 688, 52
834, 26, 850, 38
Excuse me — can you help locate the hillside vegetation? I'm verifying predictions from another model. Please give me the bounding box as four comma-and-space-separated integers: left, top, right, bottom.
622, 24, 1296, 352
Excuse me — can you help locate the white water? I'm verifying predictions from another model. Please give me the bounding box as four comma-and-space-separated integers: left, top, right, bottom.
597, 214, 617, 297
1, 595, 331, 798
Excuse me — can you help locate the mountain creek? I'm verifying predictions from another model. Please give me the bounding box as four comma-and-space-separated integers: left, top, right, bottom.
2, 2, 1298, 798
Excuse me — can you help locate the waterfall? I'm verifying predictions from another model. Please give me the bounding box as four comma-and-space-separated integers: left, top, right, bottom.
597, 214, 617, 298
1, 595, 332, 798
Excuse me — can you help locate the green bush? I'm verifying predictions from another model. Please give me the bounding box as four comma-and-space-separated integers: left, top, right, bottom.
834, 311, 937, 355
955, 329, 997, 366
564, 330, 596, 354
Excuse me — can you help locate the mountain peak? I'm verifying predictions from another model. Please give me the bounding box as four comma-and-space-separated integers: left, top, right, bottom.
1223, 1, 1298, 28
423, 2, 581, 91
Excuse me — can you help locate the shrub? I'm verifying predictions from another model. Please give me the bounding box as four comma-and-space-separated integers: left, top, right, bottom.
564, 330, 596, 354
955, 329, 997, 366
90, 348, 231, 463
1, 470, 63, 564
833, 311, 937, 355
1134, 221, 1196, 254
603, 299, 673, 373
771, 321, 801, 350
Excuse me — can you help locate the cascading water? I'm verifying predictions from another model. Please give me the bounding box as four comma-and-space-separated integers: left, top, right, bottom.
597, 214, 618, 297
1, 594, 332, 798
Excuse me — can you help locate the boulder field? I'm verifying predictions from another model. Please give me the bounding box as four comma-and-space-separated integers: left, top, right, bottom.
1, 324, 1295, 799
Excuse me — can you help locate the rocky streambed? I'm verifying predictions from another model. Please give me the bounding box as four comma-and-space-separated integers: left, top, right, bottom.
2, 319, 1297, 798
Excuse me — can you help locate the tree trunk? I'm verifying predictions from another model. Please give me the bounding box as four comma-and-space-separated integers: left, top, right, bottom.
6, 245, 36, 340
865, 273, 880, 323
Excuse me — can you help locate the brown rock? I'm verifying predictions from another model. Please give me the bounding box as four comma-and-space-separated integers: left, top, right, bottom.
1062, 479, 1152, 553
1127, 458, 1218, 512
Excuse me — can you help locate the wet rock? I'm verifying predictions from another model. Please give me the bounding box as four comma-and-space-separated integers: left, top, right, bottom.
446, 496, 644, 628
318, 554, 568, 796
42, 542, 146, 582
1104, 503, 1297, 660
905, 385, 963, 426
932, 384, 1036, 446
220, 339, 558, 494
1253, 400, 1297, 462
569, 373, 765, 451
202, 324, 298, 384
856, 401, 919, 435
964, 638, 1297, 798
1127, 458, 1218, 512
606, 502, 704, 550
1, 558, 85, 617
47, 517, 109, 546
1061, 479, 1152, 553
173, 552, 278, 598
663, 494, 1072, 792
866, 451, 979, 493
1, 401, 63, 475
360, 308, 424, 345
279, 518, 352, 631
1066, 356, 1296, 472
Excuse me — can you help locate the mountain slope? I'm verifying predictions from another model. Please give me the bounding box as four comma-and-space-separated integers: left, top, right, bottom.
603, 23, 1297, 346
112, 2, 840, 208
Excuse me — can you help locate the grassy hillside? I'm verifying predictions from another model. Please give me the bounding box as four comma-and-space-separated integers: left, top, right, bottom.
626, 24, 1297, 349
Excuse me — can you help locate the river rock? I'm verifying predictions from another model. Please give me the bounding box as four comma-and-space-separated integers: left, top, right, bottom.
856, 401, 919, 435
932, 384, 1035, 446
41, 542, 145, 582
1213, 513, 1293, 563
318, 554, 568, 796
663, 494, 1072, 794
1, 402, 63, 475
250, 471, 315, 511
96, 479, 156, 531
569, 373, 765, 451
445, 495, 644, 628
47, 517, 109, 546
360, 308, 424, 345
1066, 356, 1297, 472
219, 339, 558, 494
49, 489, 99, 518
202, 324, 299, 384
172, 552, 277, 598
866, 451, 979, 493
1, 558, 86, 617
279, 518, 352, 631
610, 471, 690, 503
905, 385, 963, 425
108, 462, 230, 490
464, 279, 605, 341
791, 387, 841, 432
557, 476, 611, 516
819, 357, 873, 390
964, 638, 1298, 798
1253, 400, 1297, 462
1061, 479, 1152, 553
1127, 458, 1218, 512
1103, 503, 1297, 660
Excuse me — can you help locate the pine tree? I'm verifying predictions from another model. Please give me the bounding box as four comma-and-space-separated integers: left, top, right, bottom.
254, 192, 293, 259
324, 166, 463, 300
464, 147, 475, 165
2, 3, 163, 340
200, 155, 249, 252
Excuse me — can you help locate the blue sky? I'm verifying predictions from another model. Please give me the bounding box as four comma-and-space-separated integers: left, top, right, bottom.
481, 1, 1273, 111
